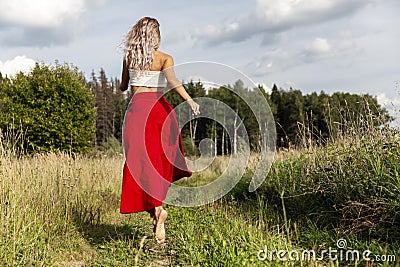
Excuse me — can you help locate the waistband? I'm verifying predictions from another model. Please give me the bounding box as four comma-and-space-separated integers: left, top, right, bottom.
131, 91, 168, 102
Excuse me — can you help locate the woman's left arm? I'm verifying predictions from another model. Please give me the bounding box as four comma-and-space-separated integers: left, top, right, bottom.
163, 56, 200, 115
119, 59, 129, 92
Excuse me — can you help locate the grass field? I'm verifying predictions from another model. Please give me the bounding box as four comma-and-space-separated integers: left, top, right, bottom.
1, 128, 400, 266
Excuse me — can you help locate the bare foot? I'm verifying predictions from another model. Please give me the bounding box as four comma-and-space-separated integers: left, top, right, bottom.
155, 209, 167, 243
152, 216, 157, 233
149, 208, 157, 232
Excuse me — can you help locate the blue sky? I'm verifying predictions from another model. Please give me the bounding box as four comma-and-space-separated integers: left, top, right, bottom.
0, 0, 399, 124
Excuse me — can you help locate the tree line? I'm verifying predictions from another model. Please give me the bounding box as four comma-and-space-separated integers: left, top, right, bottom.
89, 68, 392, 154
0, 63, 392, 154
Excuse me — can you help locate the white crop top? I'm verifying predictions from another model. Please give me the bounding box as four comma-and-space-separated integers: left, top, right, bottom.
129, 69, 167, 88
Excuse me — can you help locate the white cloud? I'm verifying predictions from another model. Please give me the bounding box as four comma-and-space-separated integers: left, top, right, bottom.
376, 92, 400, 127
253, 61, 274, 76
310, 38, 332, 53
0, 0, 106, 46
0, 55, 36, 77
248, 48, 291, 76
256, 82, 272, 93
260, 48, 290, 60
297, 36, 360, 64
194, 0, 373, 46
183, 75, 220, 91
255, 0, 362, 25
377, 93, 400, 107
0, 0, 85, 28
247, 34, 359, 79
302, 37, 334, 62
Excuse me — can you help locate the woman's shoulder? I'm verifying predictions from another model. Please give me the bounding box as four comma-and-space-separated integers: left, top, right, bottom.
155, 50, 174, 70
155, 50, 173, 62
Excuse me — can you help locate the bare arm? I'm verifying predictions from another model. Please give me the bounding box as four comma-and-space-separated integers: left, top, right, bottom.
163, 56, 200, 115
163, 56, 192, 100
119, 58, 129, 92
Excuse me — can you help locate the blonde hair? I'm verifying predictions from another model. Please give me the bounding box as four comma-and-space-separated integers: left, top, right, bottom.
123, 17, 160, 70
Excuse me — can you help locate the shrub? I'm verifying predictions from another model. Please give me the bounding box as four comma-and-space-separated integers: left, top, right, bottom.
0, 62, 96, 153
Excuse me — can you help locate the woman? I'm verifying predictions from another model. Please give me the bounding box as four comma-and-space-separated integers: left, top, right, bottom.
118, 17, 200, 244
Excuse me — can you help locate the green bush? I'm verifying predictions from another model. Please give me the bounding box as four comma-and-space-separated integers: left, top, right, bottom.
0, 62, 96, 153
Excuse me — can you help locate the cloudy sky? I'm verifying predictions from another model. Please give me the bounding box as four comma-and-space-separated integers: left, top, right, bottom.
0, 0, 399, 124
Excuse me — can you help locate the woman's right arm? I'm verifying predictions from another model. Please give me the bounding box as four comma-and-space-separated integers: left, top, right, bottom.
163, 56, 200, 115
119, 59, 129, 92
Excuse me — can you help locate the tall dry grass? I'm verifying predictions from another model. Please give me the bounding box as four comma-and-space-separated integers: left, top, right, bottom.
0, 135, 124, 265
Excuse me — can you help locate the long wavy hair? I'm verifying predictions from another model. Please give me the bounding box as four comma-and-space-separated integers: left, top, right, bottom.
123, 17, 160, 70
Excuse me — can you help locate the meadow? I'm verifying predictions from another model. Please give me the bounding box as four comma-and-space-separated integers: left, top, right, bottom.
1, 126, 400, 266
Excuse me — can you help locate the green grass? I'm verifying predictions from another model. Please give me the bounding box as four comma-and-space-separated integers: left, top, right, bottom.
1, 130, 400, 266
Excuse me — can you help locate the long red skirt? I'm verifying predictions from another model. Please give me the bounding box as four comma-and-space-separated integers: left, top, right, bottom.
120, 92, 192, 214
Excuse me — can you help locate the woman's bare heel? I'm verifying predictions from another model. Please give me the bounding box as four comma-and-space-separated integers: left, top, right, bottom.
155, 209, 167, 243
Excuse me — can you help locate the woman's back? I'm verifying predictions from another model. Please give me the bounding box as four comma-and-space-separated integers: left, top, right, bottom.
128, 50, 171, 92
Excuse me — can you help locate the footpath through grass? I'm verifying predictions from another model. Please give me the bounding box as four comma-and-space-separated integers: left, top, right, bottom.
1, 131, 399, 266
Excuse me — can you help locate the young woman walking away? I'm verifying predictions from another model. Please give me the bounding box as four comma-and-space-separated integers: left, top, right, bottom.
119, 17, 200, 244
